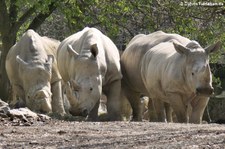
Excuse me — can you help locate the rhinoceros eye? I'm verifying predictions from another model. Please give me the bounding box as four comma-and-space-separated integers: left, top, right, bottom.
74, 90, 79, 100
90, 87, 93, 91
192, 72, 194, 76
73, 86, 80, 92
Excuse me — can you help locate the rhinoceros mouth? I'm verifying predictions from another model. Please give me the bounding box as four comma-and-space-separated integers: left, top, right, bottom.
196, 87, 214, 96
27, 97, 52, 113
69, 108, 89, 117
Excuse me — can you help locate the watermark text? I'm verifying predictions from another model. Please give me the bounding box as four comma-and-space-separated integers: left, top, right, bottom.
180, 2, 224, 7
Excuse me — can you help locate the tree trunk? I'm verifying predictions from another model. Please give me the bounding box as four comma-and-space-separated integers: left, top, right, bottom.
0, 34, 16, 101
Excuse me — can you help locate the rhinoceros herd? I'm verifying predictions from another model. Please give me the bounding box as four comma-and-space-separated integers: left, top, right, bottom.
5, 27, 221, 124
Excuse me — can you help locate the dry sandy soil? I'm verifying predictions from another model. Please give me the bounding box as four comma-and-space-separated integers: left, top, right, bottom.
1, 117, 225, 149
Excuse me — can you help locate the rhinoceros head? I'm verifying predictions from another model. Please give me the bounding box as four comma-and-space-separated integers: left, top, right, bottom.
65, 44, 103, 117
173, 41, 221, 96
16, 55, 54, 113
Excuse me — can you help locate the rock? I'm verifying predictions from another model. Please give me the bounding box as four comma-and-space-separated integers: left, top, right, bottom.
37, 114, 51, 121
5, 108, 51, 125
7, 108, 38, 120
0, 106, 10, 114
0, 99, 8, 107
7, 108, 31, 122
0, 103, 51, 126
0, 99, 10, 115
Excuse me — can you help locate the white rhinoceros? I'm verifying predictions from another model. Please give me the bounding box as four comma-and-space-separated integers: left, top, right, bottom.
121, 31, 221, 123
6, 29, 65, 115
57, 27, 122, 121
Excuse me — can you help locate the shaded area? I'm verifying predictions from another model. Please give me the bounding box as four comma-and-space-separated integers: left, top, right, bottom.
205, 63, 225, 123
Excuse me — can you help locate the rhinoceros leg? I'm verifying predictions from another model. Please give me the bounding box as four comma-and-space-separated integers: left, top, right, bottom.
148, 99, 173, 122
189, 96, 209, 124
147, 98, 157, 121
120, 93, 132, 121
10, 84, 26, 108
165, 102, 173, 122
105, 80, 122, 121
87, 100, 100, 121
51, 81, 66, 116
168, 94, 187, 123
122, 84, 142, 121
151, 98, 167, 122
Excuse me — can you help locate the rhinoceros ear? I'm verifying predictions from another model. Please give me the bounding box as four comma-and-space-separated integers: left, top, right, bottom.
90, 44, 98, 58
173, 42, 190, 55
205, 41, 221, 54
67, 44, 79, 57
16, 55, 28, 67
44, 55, 54, 73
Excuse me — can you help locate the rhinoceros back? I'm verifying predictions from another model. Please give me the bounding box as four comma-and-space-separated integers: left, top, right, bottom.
121, 31, 190, 94
57, 27, 122, 84
6, 30, 61, 85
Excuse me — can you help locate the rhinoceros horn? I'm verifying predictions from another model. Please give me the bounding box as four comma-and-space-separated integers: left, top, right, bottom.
44, 55, 54, 72
67, 44, 79, 56
47, 55, 54, 63
16, 55, 28, 67
65, 81, 79, 105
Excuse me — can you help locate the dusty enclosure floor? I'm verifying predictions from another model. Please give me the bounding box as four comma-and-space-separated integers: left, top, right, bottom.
0, 119, 225, 148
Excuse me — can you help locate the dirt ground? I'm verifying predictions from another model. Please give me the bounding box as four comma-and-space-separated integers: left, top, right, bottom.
1, 117, 225, 149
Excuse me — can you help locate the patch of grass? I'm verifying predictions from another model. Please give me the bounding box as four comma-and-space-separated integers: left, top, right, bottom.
48, 113, 86, 121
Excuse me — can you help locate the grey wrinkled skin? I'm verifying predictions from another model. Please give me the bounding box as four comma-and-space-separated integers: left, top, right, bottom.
57, 27, 122, 121
6, 29, 65, 115
121, 31, 221, 123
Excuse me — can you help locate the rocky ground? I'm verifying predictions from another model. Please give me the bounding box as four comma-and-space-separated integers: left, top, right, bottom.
1, 115, 225, 148
1, 99, 225, 148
